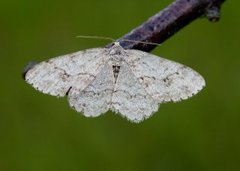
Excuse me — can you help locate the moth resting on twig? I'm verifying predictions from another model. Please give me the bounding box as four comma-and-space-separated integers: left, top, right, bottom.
24, 42, 205, 123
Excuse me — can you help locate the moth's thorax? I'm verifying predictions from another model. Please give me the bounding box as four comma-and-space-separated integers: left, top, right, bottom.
108, 42, 127, 65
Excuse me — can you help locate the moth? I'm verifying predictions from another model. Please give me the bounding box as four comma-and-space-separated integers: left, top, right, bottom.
24, 42, 205, 123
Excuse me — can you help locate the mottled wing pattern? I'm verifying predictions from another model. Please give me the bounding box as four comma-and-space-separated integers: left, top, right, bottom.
68, 63, 114, 117
111, 62, 159, 123
125, 49, 205, 103
25, 42, 206, 123
25, 48, 107, 97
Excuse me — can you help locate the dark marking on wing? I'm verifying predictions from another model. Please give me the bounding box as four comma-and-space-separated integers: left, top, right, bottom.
112, 65, 121, 82
66, 86, 72, 96
22, 61, 39, 80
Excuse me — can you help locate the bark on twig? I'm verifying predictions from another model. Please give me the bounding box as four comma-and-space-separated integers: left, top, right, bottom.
108, 0, 226, 52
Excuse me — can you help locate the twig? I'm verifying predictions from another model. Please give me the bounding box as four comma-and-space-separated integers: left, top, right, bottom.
107, 0, 226, 52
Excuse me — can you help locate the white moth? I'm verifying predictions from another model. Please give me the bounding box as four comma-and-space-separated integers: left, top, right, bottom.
25, 42, 205, 123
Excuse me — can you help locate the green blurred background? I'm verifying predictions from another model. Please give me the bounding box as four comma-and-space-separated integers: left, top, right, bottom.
0, 0, 239, 170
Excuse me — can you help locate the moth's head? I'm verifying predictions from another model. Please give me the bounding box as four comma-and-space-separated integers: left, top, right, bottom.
112, 42, 121, 46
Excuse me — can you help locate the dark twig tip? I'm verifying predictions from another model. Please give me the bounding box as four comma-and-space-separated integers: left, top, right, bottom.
206, 5, 221, 22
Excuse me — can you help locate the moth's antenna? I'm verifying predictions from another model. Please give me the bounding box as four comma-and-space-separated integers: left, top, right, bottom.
120, 39, 160, 46
76, 35, 161, 46
76, 35, 115, 41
